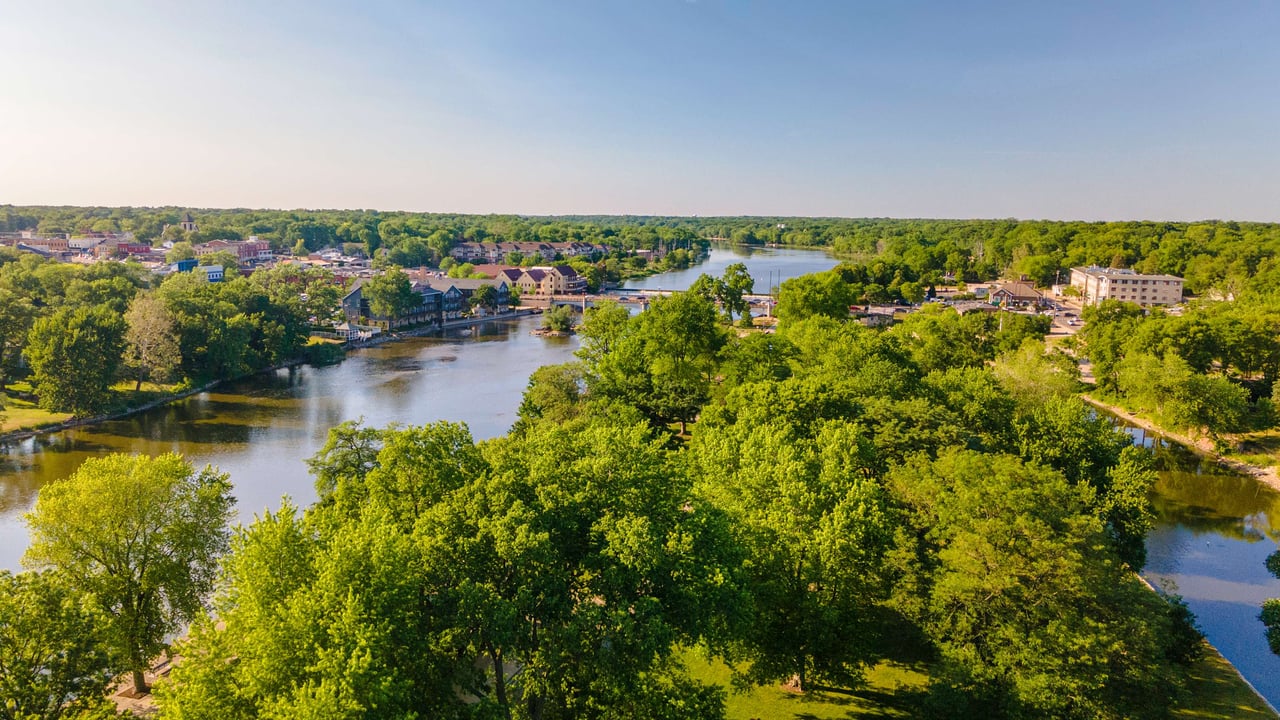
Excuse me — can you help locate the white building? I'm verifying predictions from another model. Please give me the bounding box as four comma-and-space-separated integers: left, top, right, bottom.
195, 265, 224, 283
1069, 266, 1183, 306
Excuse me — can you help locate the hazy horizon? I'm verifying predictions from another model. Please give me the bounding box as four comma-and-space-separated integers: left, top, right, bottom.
7, 202, 1280, 226
3, 1, 1278, 221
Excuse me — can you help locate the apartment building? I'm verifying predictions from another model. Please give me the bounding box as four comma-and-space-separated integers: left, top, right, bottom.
1069, 266, 1183, 306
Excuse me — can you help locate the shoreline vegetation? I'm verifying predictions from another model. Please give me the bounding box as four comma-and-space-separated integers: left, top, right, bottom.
0, 309, 544, 446
1081, 393, 1280, 490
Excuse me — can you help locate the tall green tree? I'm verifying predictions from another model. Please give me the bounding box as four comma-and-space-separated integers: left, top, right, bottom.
123, 292, 181, 390
24, 453, 235, 695
427, 420, 738, 719
718, 262, 754, 323
470, 283, 500, 313
512, 363, 585, 433
890, 450, 1185, 718
636, 290, 727, 433
363, 268, 418, 322
775, 271, 852, 324
1014, 397, 1152, 569
991, 339, 1080, 407
0, 570, 115, 720
24, 306, 127, 414
165, 241, 195, 263
0, 286, 35, 391
689, 420, 893, 691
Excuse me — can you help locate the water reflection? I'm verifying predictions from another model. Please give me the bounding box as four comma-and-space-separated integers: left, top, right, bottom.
0, 314, 583, 571
1119, 414, 1280, 707
622, 244, 840, 294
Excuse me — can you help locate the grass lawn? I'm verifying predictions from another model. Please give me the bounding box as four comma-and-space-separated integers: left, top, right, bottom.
682, 651, 928, 720
0, 393, 72, 433
682, 640, 1277, 720
1173, 643, 1278, 719
1229, 431, 1280, 468
107, 380, 185, 404
1, 381, 185, 435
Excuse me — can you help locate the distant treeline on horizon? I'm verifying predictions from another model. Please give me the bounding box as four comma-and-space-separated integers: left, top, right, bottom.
6, 205, 1280, 295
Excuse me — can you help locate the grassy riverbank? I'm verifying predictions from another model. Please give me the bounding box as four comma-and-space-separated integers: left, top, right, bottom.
1080, 394, 1280, 490
680, 640, 1276, 719
0, 311, 542, 443
0, 380, 186, 438
0, 393, 72, 434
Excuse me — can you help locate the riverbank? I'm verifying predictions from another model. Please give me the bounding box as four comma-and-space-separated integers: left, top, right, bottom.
0, 310, 545, 447
0, 380, 222, 446
1079, 394, 1280, 491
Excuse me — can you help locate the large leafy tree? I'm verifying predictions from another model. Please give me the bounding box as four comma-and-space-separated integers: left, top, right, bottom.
889, 450, 1186, 719
426, 420, 738, 719
775, 270, 852, 324
363, 267, 418, 322
689, 420, 894, 691
0, 286, 36, 391
0, 570, 115, 720
1014, 397, 1154, 569
577, 293, 726, 434
123, 292, 181, 390
24, 453, 235, 695
24, 305, 127, 414
161, 423, 487, 719
470, 283, 499, 312
635, 290, 726, 433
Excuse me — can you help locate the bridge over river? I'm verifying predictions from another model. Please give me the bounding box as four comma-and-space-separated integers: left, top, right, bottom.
525, 288, 777, 311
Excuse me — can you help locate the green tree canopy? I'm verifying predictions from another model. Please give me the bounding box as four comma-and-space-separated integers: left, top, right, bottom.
24, 453, 235, 695
24, 305, 126, 414
0, 570, 115, 720
889, 450, 1186, 718
363, 268, 418, 321
776, 270, 852, 324
123, 292, 181, 390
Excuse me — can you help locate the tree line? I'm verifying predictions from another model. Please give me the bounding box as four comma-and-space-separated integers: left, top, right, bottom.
1076, 296, 1280, 441
0, 248, 339, 417
11, 206, 1280, 297
1, 206, 710, 287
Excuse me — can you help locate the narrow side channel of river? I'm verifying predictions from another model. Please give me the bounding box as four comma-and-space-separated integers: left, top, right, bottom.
1129, 425, 1280, 706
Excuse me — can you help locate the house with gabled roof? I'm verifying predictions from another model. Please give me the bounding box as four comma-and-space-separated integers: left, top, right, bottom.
989, 281, 1043, 307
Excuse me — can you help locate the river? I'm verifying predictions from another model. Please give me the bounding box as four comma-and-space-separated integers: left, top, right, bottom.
1133, 427, 1280, 706
2, 244, 1279, 707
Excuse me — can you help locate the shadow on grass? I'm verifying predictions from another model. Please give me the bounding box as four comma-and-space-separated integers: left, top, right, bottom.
788, 684, 931, 719
1172, 643, 1279, 718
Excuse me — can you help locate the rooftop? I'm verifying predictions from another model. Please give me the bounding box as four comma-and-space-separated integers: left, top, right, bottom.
1072, 265, 1183, 282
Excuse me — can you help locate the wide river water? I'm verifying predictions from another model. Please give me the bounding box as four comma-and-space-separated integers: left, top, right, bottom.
2, 244, 1278, 707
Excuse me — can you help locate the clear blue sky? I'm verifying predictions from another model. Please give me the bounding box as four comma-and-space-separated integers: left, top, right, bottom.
2, 1, 1278, 220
